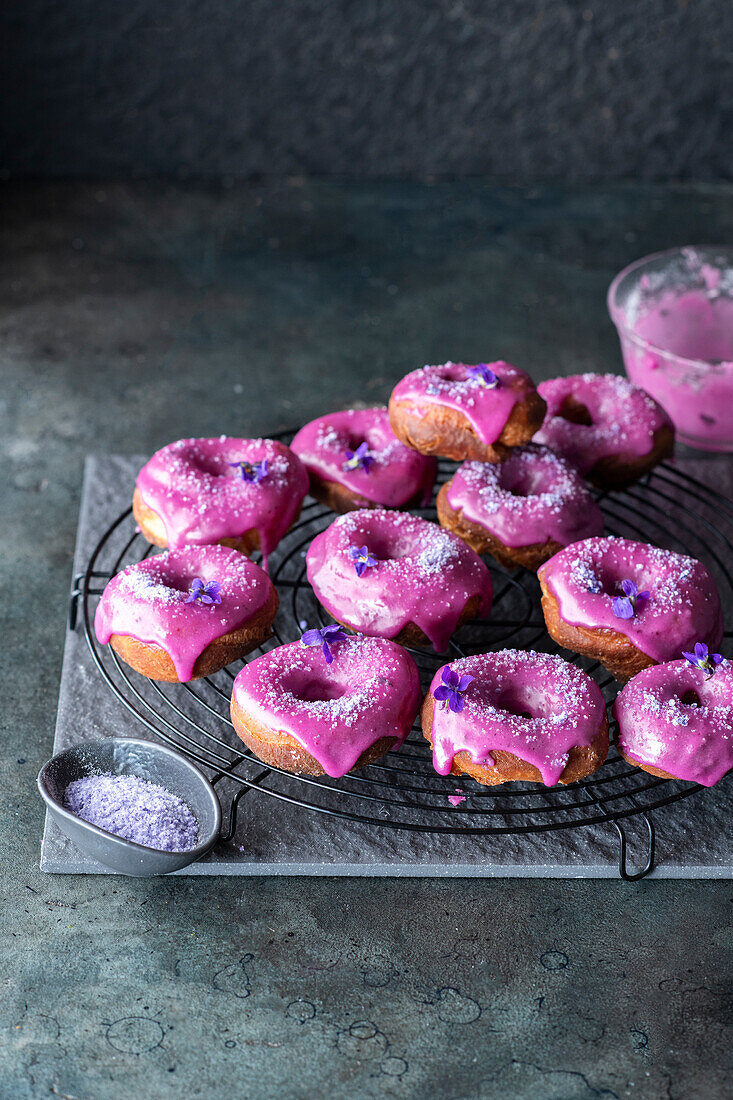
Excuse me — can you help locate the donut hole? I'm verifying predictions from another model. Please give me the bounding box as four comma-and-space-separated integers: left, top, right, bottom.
182, 449, 232, 478
500, 466, 547, 498
680, 689, 701, 708
355, 531, 412, 562
496, 689, 535, 721
557, 396, 594, 427
285, 675, 348, 704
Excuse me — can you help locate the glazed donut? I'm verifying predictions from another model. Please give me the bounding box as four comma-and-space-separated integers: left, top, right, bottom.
421, 649, 609, 786
306, 509, 493, 651
388, 361, 546, 462
290, 406, 436, 513
230, 633, 421, 777
436, 443, 604, 571
133, 437, 309, 569
614, 654, 733, 786
534, 373, 674, 489
95, 545, 278, 682
538, 536, 724, 681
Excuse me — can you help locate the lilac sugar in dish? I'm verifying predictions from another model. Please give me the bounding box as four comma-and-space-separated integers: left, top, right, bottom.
64, 773, 199, 851
436, 443, 604, 571
421, 649, 609, 787
306, 509, 493, 651
132, 436, 309, 569
290, 406, 437, 513
614, 653, 733, 787
538, 536, 724, 682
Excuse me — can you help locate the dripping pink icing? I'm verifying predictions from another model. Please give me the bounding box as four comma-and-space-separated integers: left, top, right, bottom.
614, 658, 733, 787
306, 509, 493, 651
427, 650, 607, 786
444, 444, 604, 550
290, 406, 437, 507
389, 361, 533, 445
534, 373, 673, 474
538, 536, 724, 665
135, 437, 308, 568
230, 635, 421, 777
94, 545, 275, 681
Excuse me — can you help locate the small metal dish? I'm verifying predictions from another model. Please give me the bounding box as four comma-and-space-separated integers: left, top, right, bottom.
38, 737, 222, 876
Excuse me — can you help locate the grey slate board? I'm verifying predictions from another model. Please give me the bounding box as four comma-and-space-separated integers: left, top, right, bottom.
41, 455, 733, 877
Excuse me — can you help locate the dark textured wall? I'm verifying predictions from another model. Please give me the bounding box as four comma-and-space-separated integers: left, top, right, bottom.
2, 0, 731, 181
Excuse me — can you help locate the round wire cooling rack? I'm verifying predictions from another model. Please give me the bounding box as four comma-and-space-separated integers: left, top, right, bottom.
73, 448, 733, 880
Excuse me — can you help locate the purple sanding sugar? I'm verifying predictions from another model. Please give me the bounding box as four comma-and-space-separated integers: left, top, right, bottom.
63, 773, 199, 852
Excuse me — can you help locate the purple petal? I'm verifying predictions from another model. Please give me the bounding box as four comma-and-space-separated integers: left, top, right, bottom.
441, 668, 459, 688
354, 561, 366, 577
184, 593, 197, 604
637, 591, 650, 602
681, 650, 697, 666
433, 685, 451, 702
322, 642, 334, 664
711, 653, 724, 665
199, 594, 214, 604
457, 674, 474, 692
694, 642, 708, 660
448, 692, 465, 713
366, 554, 378, 568
621, 579, 637, 598
612, 597, 634, 620
301, 629, 323, 647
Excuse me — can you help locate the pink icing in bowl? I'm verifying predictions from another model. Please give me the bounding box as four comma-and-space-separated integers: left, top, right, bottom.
608, 247, 733, 452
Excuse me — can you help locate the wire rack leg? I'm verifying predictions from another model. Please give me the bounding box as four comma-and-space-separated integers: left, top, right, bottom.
613, 813, 656, 881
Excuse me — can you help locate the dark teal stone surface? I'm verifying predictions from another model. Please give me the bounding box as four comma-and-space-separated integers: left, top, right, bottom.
1, 180, 731, 1097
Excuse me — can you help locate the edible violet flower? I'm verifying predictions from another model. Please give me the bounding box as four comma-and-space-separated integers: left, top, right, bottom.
301, 624, 349, 664
433, 668, 475, 713
467, 363, 499, 388
349, 545, 378, 577
682, 642, 724, 678
343, 442, 374, 473
227, 458, 268, 483
611, 579, 649, 620
186, 578, 222, 605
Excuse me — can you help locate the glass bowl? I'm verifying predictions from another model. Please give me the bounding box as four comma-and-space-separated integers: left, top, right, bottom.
608, 246, 733, 452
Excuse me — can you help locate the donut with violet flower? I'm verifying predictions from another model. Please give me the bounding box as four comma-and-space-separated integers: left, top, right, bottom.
306, 509, 493, 651
95, 545, 278, 682
614, 646, 733, 786
230, 631, 421, 776
388, 361, 547, 462
533, 373, 674, 490
133, 436, 309, 569
538, 536, 724, 681
290, 406, 437, 513
421, 649, 609, 786
436, 443, 604, 571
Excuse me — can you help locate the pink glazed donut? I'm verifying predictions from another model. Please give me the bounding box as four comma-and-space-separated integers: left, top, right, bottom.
133, 437, 309, 569
538, 536, 724, 681
95, 545, 278, 682
421, 649, 609, 786
388, 361, 547, 462
230, 634, 421, 776
290, 406, 437, 513
614, 657, 733, 786
534, 373, 674, 489
306, 509, 493, 651
436, 443, 604, 571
